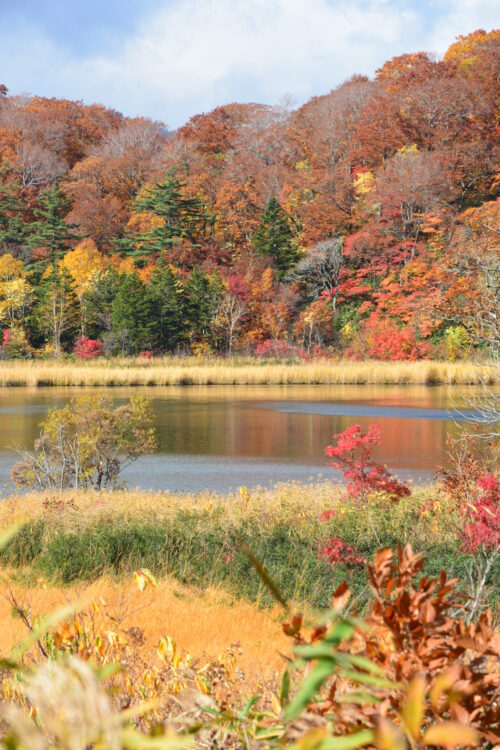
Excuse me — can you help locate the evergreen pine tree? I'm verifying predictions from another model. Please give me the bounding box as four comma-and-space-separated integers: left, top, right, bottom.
117, 171, 205, 266
147, 262, 186, 352
27, 181, 80, 274
253, 197, 298, 279
184, 267, 223, 346
111, 273, 155, 354
82, 269, 120, 340
0, 168, 26, 254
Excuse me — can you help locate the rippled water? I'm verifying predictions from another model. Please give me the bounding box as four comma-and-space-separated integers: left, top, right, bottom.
0, 384, 483, 493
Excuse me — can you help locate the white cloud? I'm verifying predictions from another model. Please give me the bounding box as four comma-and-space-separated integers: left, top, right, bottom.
427, 0, 499, 53
0, 0, 498, 127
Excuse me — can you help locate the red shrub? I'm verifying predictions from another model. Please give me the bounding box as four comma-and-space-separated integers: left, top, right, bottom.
319, 537, 364, 568
325, 423, 410, 502
461, 473, 500, 554
73, 337, 103, 360
368, 325, 430, 360
254, 339, 291, 358
320, 509, 336, 522
0, 329, 11, 349
346, 314, 430, 361
297, 344, 327, 361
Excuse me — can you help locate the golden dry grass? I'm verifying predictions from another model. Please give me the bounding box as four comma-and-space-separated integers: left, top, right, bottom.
0, 482, 345, 531
0, 575, 289, 678
0, 485, 322, 682
0, 487, 324, 680
0, 358, 496, 386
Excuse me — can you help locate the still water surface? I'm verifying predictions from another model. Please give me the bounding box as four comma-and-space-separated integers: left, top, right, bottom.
0, 385, 480, 494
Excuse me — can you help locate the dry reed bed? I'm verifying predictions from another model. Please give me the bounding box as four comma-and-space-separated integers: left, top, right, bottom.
0, 359, 496, 386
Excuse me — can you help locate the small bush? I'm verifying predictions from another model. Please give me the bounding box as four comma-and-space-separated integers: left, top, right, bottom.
73, 337, 103, 359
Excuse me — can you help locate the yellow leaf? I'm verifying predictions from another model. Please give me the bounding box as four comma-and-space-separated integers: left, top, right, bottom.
271, 693, 281, 715
158, 635, 176, 662
402, 675, 426, 739
375, 718, 406, 750
423, 722, 479, 747
133, 568, 158, 591
429, 667, 460, 710
295, 727, 328, 750
195, 675, 211, 695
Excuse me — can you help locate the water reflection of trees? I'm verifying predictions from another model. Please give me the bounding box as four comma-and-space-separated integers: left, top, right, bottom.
156, 400, 460, 470
0, 386, 466, 471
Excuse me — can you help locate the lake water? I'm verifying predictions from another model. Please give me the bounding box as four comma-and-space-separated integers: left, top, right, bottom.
0, 384, 482, 494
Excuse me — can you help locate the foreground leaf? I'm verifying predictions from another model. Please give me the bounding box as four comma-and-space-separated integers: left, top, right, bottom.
423, 722, 479, 747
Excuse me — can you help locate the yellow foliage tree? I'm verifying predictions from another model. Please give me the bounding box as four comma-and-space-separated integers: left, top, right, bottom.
352, 169, 377, 222
60, 240, 106, 301
0, 253, 34, 327
60, 240, 107, 334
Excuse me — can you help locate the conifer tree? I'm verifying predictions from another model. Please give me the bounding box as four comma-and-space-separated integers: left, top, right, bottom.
118, 171, 205, 265
81, 269, 120, 341
27, 181, 80, 274
184, 267, 223, 346
147, 262, 186, 352
253, 197, 298, 279
111, 273, 155, 354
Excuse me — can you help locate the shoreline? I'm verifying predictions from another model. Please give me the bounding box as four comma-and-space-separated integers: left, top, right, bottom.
0, 359, 496, 387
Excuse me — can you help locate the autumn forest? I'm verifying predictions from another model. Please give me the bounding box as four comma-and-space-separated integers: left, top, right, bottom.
0, 28, 498, 362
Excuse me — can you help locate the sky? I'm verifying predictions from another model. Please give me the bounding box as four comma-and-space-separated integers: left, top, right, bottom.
0, 0, 498, 129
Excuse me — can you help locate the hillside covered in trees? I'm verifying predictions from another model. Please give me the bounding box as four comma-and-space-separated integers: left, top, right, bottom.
0, 29, 498, 360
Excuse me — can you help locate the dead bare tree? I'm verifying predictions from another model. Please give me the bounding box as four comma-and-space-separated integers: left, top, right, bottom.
215, 291, 247, 355
289, 237, 343, 307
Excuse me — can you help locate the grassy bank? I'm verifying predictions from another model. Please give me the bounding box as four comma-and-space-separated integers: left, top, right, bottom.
0, 358, 496, 386
2, 482, 495, 613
